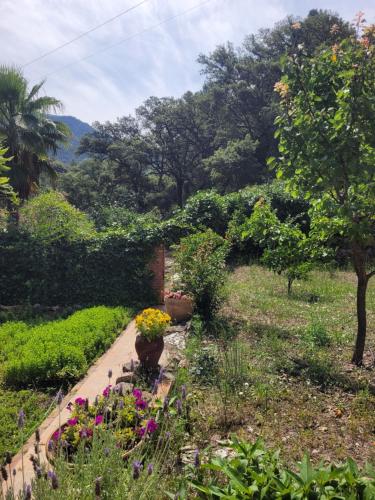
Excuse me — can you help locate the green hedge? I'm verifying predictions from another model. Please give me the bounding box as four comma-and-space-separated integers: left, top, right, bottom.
1, 306, 132, 387
0, 228, 159, 306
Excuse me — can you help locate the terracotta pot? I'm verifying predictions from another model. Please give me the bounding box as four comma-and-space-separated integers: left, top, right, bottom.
165, 297, 193, 322
135, 334, 164, 370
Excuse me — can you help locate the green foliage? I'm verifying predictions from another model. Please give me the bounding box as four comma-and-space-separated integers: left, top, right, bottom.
179, 190, 229, 235
19, 191, 95, 242
0, 66, 70, 200
0, 225, 159, 306
304, 319, 331, 347
272, 23, 375, 363
173, 230, 229, 321
0, 147, 16, 203
189, 437, 375, 498
242, 200, 315, 293
1, 306, 131, 387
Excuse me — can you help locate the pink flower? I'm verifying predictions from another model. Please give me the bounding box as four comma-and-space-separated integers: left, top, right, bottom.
75, 397, 86, 406
132, 388, 142, 399
95, 415, 104, 426
146, 418, 158, 434
135, 399, 148, 410
79, 428, 93, 439
67, 418, 78, 426
102, 385, 112, 398
137, 427, 146, 437
52, 429, 62, 441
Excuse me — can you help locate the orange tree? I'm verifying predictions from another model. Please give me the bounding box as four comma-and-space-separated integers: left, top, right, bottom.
270, 15, 375, 365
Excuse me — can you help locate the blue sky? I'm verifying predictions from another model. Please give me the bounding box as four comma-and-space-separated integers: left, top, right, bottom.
1, 0, 374, 124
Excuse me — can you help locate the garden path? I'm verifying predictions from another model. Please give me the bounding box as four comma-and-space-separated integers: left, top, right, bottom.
3, 318, 178, 497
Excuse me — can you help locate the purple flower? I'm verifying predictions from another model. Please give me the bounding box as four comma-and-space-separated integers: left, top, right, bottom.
118, 399, 124, 410
152, 379, 159, 395
132, 388, 142, 399
181, 385, 187, 400
94, 396, 99, 406
165, 431, 171, 440
23, 484, 32, 500
66, 402, 73, 411
135, 399, 148, 410
47, 440, 54, 452
48, 471, 59, 490
67, 417, 78, 426
130, 359, 135, 371
95, 415, 104, 426
163, 397, 169, 413
102, 385, 112, 398
138, 427, 146, 437
176, 399, 182, 416
157, 367, 165, 382
146, 418, 158, 434
95, 477, 102, 496
194, 449, 200, 468
35, 429, 40, 443
147, 463, 154, 476
79, 428, 93, 439
75, 397, 86, 406
132, 461, 142, 480
56, 390, 64, 405
108, 369, 113, 379
18, 409, 25, 429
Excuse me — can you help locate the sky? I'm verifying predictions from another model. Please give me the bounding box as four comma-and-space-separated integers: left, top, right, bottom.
1, 0, 374, 124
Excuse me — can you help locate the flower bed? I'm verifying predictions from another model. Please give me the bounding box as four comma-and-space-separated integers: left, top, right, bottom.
48, 385, 160, 462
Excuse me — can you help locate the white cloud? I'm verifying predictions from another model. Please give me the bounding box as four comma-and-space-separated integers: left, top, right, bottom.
0, 0, 373, 123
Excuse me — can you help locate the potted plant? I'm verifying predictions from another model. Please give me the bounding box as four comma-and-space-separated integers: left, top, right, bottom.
135, 308, 171, 370
164, 290, 193, 322
46, 386, 159, 464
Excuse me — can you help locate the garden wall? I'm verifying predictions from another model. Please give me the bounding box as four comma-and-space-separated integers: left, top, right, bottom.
0, 231, 164, 306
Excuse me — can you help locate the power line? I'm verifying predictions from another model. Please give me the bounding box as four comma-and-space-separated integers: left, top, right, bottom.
21, 0, 150, 69
42, 0, 216, 79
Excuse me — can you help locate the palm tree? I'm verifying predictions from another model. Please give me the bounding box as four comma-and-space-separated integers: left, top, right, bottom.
0, 66, 70, 200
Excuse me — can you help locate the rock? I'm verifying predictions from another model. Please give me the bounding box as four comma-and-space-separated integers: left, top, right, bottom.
178, 359, 188, 369
122, 360, 139, 372
213, 447, 236, 460
116, 373, 135, 384
162, 372, 175, 382
114, 382, 133, 395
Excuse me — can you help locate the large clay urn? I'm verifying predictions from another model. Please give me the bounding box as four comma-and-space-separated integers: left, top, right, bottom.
135, 335, 164, 370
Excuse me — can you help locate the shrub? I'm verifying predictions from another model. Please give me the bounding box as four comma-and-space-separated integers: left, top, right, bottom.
189, 437, 375, 498
179, 190, 229, 235
0, 228, 158, 306
1, 306, 132, 387
19, 191, 95, 243
173, 230, 229, 322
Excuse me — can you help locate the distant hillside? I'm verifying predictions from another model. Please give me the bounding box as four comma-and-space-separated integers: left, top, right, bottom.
49, 115, 93, 164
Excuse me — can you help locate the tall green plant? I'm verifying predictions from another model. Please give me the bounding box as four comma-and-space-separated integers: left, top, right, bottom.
0, 66, 70, 199
270, 17, 375, 364
173, 230, 229, 322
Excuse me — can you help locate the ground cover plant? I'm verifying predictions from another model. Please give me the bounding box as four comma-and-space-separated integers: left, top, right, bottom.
1, 306, 131, 387
0, 307, 131, 459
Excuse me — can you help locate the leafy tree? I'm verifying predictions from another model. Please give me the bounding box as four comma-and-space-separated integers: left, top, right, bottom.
0, 66, 70, 200
203, 134, 261, 192
137, 92, 213, 207
271, 16, 375, 364
0, 147, 16, 204
19, 191, 95, 242
243, 200, 313, 294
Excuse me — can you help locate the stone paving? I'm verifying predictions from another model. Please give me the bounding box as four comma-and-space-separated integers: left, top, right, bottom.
3, 318, 186, 497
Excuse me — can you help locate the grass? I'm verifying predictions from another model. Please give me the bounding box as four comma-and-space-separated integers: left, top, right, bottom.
0, 307, 132, 459
185, 264, 375, 466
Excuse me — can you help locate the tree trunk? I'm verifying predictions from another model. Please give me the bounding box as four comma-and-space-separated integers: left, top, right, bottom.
287, 278, 293, 296
176, 179, 183, 208
351, 245, 368, 366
